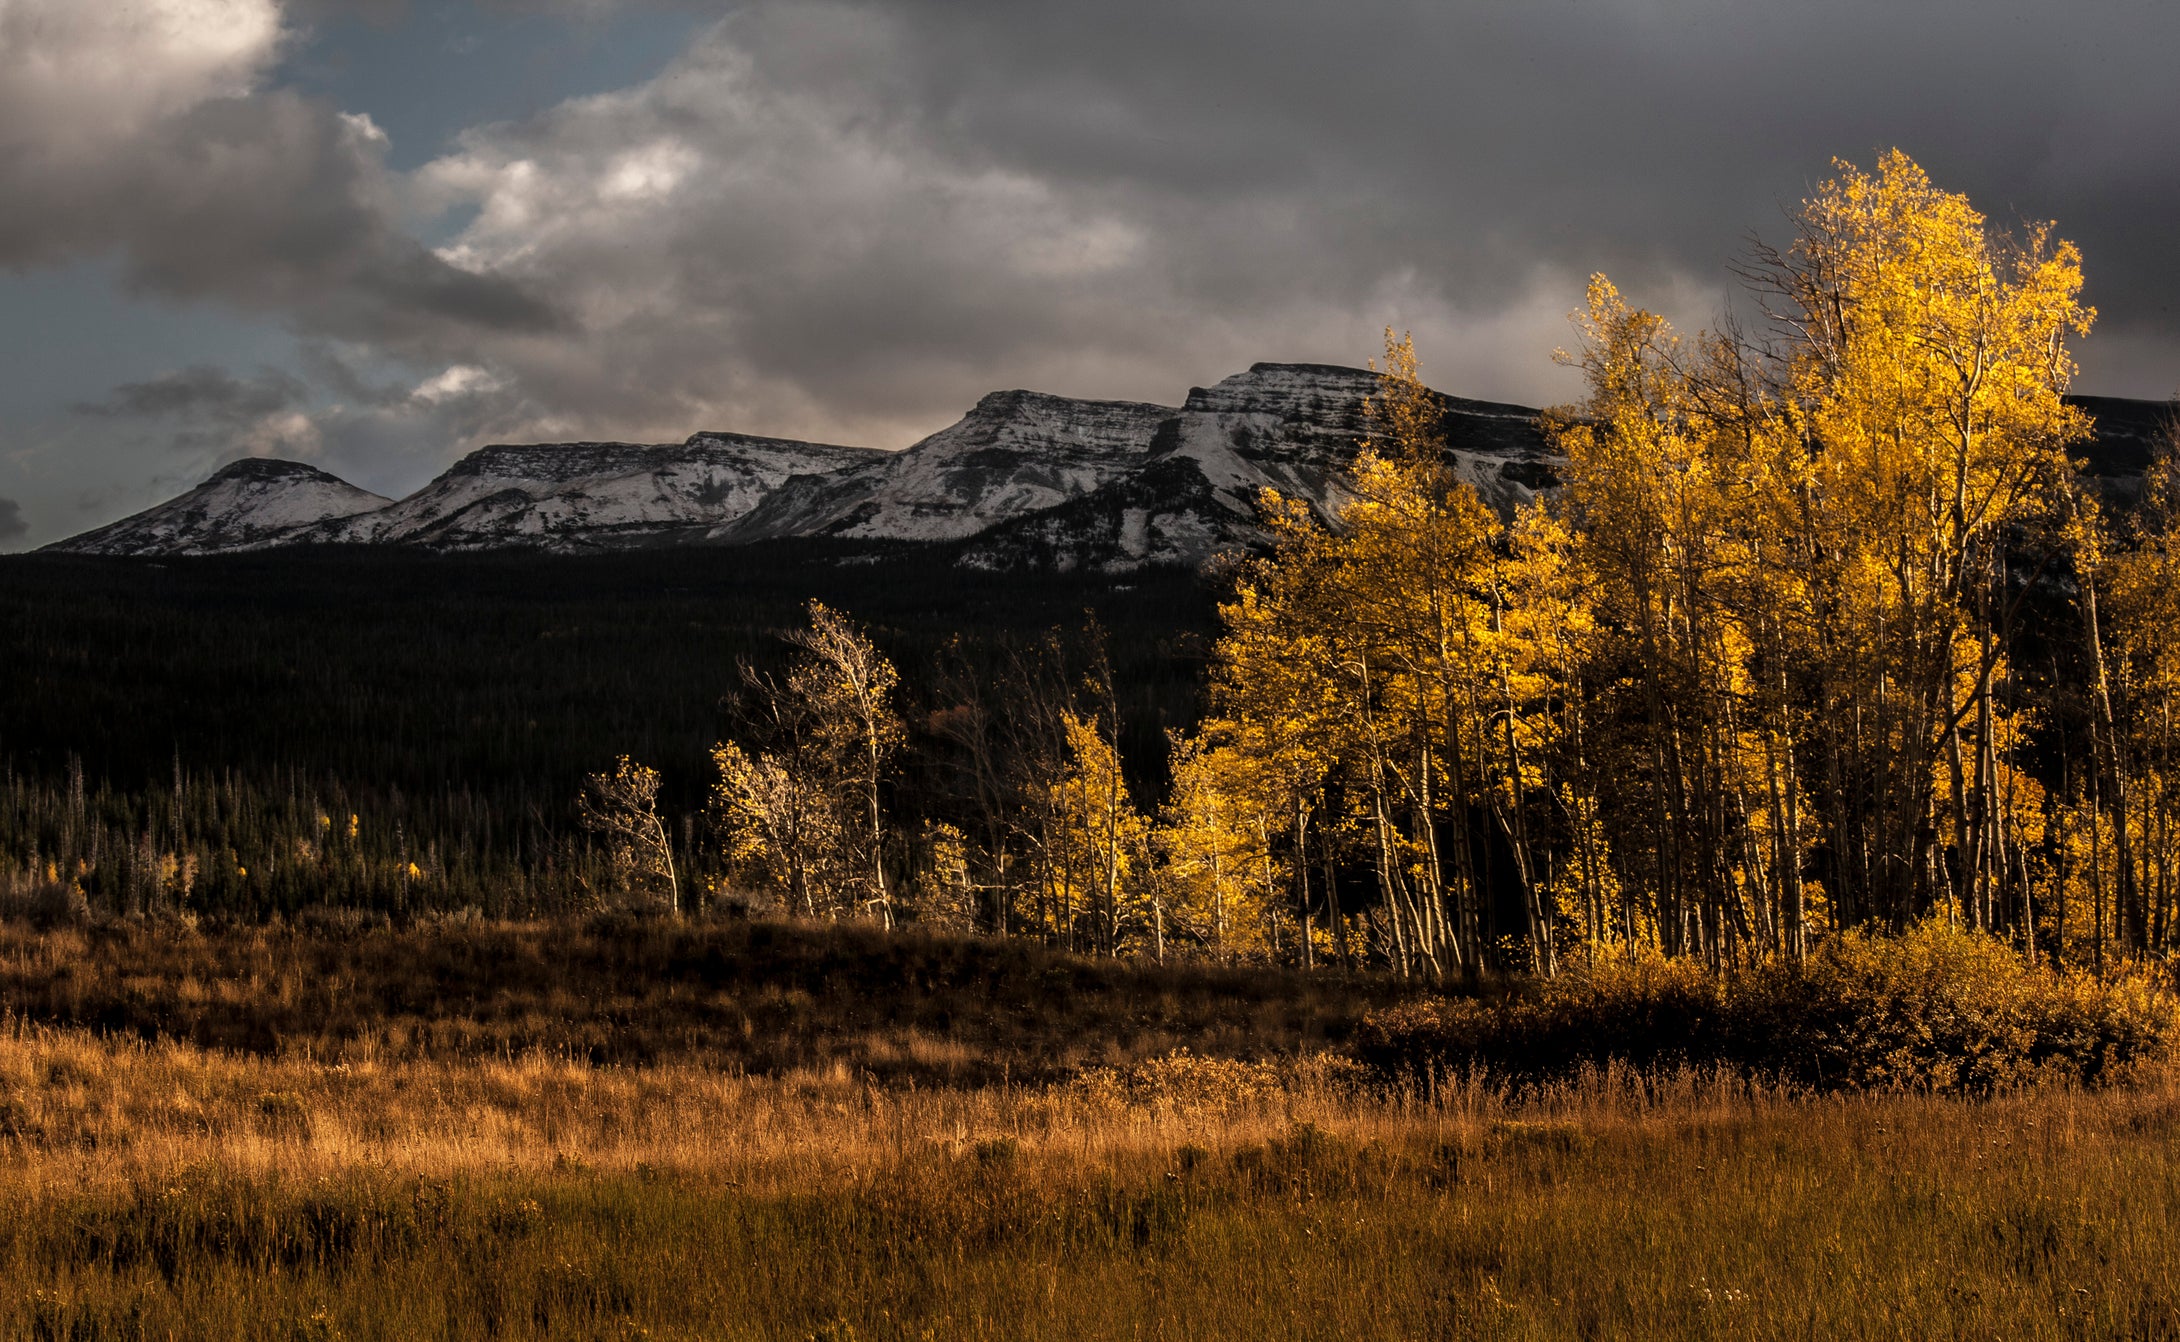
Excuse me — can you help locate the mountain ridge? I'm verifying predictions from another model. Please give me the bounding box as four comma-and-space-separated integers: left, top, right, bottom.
43, 365, 2172, 569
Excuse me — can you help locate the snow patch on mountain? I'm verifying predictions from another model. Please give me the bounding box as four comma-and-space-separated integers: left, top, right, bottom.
957, 364, 1557, 571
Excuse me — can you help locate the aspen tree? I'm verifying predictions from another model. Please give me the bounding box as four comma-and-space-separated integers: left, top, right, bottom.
1204, 501, 1358, 968
577, 756, 680, 916
1759, 151, 2093, 929
1204, 330, 1530, 976
1044, 712, 1151, 955
791, 601, 905, 927
1552, 279, 1761, 961
710, 739, 842, 917
710, 602, 903, 922
1154, 731, 1267, 957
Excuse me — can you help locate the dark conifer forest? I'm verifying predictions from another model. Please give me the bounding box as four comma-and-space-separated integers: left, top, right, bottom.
0, 542, 1218, 919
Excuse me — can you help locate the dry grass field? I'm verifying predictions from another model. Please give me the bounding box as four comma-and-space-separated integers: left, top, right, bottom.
5, 920, 2180, 1339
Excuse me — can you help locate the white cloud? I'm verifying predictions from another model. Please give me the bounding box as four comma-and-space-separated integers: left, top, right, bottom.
237, 408, 324, 459
411, 364, 505, 404
0, 0, 285, 159
0, 0, 558, 344
338, 110, 390, 148
598, 141, 701, 203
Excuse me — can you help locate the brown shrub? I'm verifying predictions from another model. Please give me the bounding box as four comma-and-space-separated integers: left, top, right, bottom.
1357, 923, 2180, 1092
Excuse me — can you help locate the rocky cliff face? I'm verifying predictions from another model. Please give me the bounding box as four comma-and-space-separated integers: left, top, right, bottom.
49, 364, 2167, 571
51, 459, 391, 556
957, 364, 1559, 571
730, 390, 1178, 544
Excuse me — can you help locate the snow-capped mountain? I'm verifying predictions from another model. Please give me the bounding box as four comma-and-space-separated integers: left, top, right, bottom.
52, 459, 391, 557
57, 361, 1551, 566
289, 433, 882, 551
51, 363, 2159, 570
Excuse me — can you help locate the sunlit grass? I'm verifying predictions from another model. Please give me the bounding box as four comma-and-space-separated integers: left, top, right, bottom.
5, 1020, 2180, 1340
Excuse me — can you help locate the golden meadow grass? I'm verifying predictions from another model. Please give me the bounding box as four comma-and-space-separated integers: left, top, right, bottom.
7, 1014, 2180, 1341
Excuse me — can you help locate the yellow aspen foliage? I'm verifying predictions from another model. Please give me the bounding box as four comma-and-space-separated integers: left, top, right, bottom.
711, 739, 844, 918
1043, 712, 1152, 955
1154, 731, 1273, 955
577, 755, 680, 916
1197, 151, 2110, 974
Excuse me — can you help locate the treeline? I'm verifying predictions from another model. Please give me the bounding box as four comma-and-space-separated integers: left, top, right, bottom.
0, 613, 1207, 931
0, 759, 585, 919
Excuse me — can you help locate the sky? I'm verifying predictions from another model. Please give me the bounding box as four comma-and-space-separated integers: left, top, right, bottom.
2, 0, 2177, 550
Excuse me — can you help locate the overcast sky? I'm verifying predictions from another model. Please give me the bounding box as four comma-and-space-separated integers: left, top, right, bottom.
2, 0, 2176, 549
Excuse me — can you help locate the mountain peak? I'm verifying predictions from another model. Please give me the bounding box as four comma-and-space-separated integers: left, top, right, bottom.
961, 387, 1178, 420
41, 367, 2176, 570
1183, 363, 1378, 415
203, 456, 346, 485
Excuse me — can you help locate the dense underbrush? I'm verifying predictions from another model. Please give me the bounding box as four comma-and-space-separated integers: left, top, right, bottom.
1358, 922, 2180, 1092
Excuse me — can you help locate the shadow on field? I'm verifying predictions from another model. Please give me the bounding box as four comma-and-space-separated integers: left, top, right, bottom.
0, 917, 1428, 1084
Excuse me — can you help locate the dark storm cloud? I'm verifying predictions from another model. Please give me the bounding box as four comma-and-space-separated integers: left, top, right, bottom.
6, 93, 564, 349
0, 498, 27, 546
103, 95, 564, 342
75, 367, 309, 427
66, 362, 327, 463
388, 0, 2180, 333
10, 0, 2180, 549
846, 0, 2180, 336
395, 3, 1582, 448
391, 0, 2179, 460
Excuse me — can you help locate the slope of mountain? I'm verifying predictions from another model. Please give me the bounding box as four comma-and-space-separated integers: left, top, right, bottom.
2072, 395, 2176, 479
730, 390, 1177, 543
49, 459, 391, 557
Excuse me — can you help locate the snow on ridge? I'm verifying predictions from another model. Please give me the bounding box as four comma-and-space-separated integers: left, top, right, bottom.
1181, 362, 1382, 417
307, 433, 886, 550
